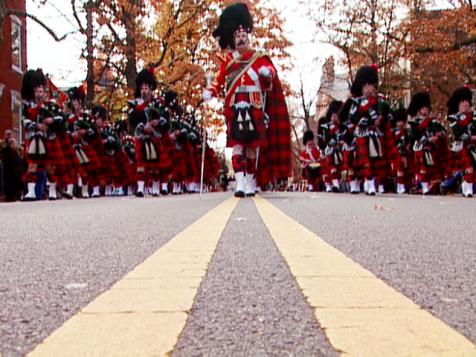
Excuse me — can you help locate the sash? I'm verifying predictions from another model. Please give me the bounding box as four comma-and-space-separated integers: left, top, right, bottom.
225, 51, 264, 97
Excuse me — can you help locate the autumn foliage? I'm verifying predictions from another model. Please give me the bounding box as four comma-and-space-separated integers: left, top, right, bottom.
307, 0, 475, 114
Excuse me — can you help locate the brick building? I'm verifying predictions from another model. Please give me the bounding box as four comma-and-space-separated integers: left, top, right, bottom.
0, 0, 27, 143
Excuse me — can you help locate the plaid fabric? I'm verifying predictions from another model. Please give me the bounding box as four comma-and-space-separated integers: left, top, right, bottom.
113, 149, 132, 186
354, 136, 370, 169
40, 137, 64, 167
82, 144, 102, 174
101, 153, 119, 183
371, 157, 388, 181
57, 133, 79, 186
414, 149, 439, 181
226, 107, 267, 148
134, 137, 172, 180
171, 147, 188, 181
184, 142, 199, 182
341, 148, 355, 172
204, 148, 220, 183
453, 147, 475, 172
257, 70, 291, 185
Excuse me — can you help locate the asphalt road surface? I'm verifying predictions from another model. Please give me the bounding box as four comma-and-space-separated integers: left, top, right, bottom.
0, 192, 475, 356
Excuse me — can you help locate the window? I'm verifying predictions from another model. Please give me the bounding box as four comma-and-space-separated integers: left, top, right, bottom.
11, 16, 22, 73
11, 91, 22, 143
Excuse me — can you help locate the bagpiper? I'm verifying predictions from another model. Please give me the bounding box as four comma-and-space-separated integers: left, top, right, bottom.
21, 69, 66, 201
408, 92, 448, 195
447, 85, 475, 197
203, 2, 291, 197
128, 68, 171, 197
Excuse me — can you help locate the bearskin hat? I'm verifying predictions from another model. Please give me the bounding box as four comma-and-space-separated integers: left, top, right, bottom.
67, 86, 86, 105
91, 105, 107, 120
350, 65, 379, 97
326, 100, 343, 122
303, 130, 315, 145
21, 69, 47, 101
393, 107, 408, 123
212, 3, 253, 50
135, 68, 157, 98
447, 86, 473, 115
407, 92, 431, 117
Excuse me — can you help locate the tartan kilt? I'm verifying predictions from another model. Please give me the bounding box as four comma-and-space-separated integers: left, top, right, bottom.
225, 106, 267, 148
414, 149, 439, 180
114, 150, 132, 186
135, 137, 171, 173
320, 156, 329, 179
437, 141, 452, 178
204, 149, 220, 182
454, 147, 475, 172
101, 153, 119, 182
81, 144, 102, 175
393, 153, 410, 177
370, 157, 388, 181
161, 134, 175, 169
44, 137, 66, 167
354, 136, 370, 168
341, 148, 355, 172
57, 133, 78, 182
184, 143, 199, 181
171, 149, 188, 181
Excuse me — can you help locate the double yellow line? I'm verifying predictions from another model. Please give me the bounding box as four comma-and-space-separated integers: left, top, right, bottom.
29, 196, 476, 356
29, 197, 239, 357
254, 196, 476, 356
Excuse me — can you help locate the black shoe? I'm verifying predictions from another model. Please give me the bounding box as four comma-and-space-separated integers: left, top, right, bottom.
161, 190, 169, 195
135, 191, 144, 198
63, 193, 73, 200
22, 196, 36, 202
48, 197, 57, 201
245, 192, 256, 197
332, 186, 340, 193
234, 191, 245, 198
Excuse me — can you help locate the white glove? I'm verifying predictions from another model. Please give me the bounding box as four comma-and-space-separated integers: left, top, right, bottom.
258, 66, 272, 78
202, 89, 213, 101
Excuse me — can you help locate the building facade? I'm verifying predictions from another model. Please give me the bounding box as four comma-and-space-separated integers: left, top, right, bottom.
0, 0, 27, 142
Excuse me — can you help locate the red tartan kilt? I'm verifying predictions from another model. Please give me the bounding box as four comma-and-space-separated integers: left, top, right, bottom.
125, 161, 137, 184
225, 107, 267, 148
354, 137, 370, 168
81, 144, 102, 174
43, 137, 65, 167
114, 150, 132, 185
393, 154, 409, 175
134, 138, 171, 171
58, 134, 76, 165
414, 150, 439, 180
184, 145, 199, 181
101, 154, 119, 181
454, 148, 474, 172
172, 149, 188, 180
371, 157, 387, 180
161, 135, 175, 166
341, 150, 354, 171
320, 156, 329, 176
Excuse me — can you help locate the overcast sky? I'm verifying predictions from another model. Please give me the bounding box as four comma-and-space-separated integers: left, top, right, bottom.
26, 1, 335, 96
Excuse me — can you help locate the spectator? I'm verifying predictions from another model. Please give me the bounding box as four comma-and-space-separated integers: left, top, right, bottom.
3, 138, 25, 202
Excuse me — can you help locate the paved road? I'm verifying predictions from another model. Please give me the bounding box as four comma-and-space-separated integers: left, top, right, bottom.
0, 192, 475, 356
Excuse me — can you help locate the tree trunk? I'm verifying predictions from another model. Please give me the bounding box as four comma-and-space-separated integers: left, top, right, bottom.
85, 1, 95, 105
124, 12, 137, 92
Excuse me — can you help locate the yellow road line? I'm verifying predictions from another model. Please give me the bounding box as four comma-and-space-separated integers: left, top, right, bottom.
29, 197, 239, 357
254, 196, 476, 356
